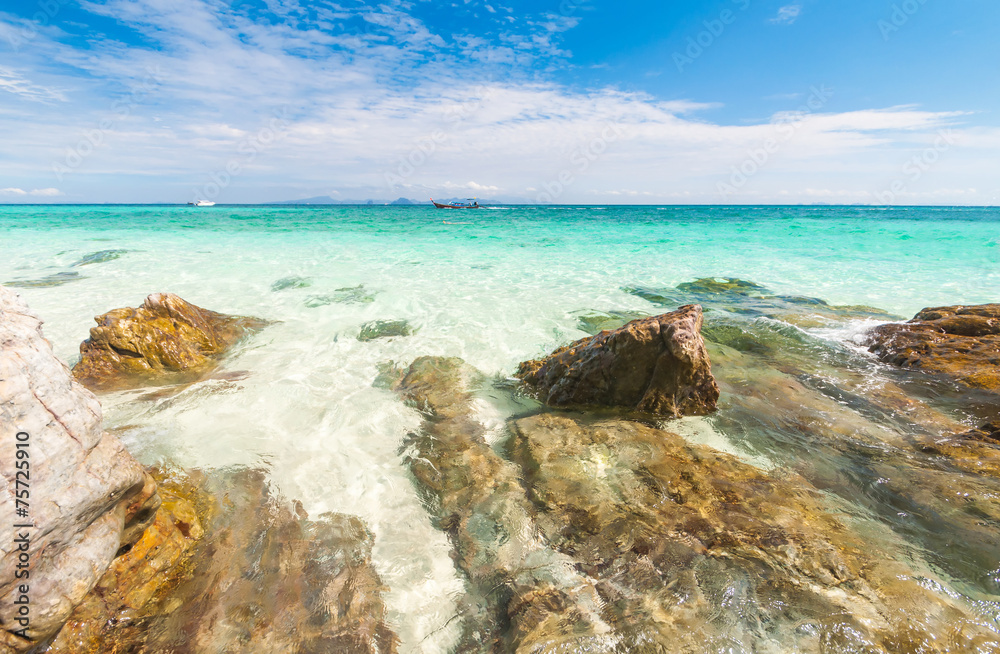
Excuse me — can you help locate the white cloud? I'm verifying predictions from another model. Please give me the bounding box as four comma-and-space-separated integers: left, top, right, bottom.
0, 0, 996, 205
770, 5, 802, 25
0, 187, 63, 197
0, 67, 66, 103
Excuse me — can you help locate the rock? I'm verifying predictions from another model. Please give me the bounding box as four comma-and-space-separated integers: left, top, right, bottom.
3, 272, 84, 289
865, 304, 1000, 392
394, 357, 612, 652
517, 305, 719, 417
47, 467, 398, 654
71, 293, 270, 392
626, 278, 899, 329
358, 319, 413, 342
72, 250, 129, 267
509, 412, 998, 651
574, 310, 648, 335
0, 286, 158, 652
270, 276, 312, 291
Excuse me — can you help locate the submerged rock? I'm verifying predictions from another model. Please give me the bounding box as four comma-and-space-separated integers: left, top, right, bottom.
47, 467, 398, 654
574, 309, 648, 335
627, 278, 899, 329
72, 249, 129, 267
394, 357, 612, 652
517, 305, 719, 417
865, 304, 1000, 392
270, 276, 312, 291
0, 286, 158, 652
71, 293, 270, 392
3, 272, 84, 289
305, 284, 378, 308
509, 412, 996, 651
358, 319, 413, 341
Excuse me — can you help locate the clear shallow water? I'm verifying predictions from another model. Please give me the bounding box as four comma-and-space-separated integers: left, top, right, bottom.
2, 204, 1000, 651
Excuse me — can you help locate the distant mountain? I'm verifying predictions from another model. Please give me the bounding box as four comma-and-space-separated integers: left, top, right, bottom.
269, 196, 421, 205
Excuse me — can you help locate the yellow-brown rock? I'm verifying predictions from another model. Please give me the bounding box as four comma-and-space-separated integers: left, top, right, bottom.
72, 293, 269, 392
865, 304, 1000, 392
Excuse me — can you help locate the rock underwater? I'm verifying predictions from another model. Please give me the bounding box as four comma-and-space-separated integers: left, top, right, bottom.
517, 305, 719, 417
71, 293, 270, 392
393, 355, 998, 653
0, 285, 158, 653
865, 303, 1000, 392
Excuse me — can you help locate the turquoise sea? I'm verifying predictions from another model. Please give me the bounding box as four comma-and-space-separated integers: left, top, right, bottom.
3, 204, 1000, 651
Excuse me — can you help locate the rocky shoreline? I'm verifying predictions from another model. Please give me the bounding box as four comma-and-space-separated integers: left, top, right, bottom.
3, 281, 1000, 652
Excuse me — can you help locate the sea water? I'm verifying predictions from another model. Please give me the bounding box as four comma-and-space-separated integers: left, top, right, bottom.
2, 204, 999, 651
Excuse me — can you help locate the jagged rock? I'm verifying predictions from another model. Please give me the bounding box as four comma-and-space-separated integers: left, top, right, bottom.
517, 305, 719, 417
865, 304, 1000, 392
358, 319, 413, 342
71, 293, 269, 392
0, 286, 157, 653
47, 467, 398, 654
394, 357, 612, 652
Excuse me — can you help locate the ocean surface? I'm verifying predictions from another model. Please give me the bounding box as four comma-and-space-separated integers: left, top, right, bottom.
3, 204, 1000, 651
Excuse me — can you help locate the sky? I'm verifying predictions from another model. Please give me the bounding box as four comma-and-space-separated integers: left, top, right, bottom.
0, 0, 998, 204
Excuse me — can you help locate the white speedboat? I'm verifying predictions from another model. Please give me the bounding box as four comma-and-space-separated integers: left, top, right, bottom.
187, 200, 216, 207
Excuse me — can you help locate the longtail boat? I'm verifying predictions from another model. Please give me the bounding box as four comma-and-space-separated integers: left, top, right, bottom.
431, 198, 480, 209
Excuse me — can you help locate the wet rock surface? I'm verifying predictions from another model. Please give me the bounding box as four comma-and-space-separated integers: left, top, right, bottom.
0, 286, 157, 652
47, 467, 398, 654
71, 293, 270, 392
517, 305, 719, 417
865, 304, 1000, 392
393, 357, 611, 653
394, 354, 999, 652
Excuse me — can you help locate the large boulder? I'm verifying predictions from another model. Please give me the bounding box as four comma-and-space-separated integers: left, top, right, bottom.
71, 293, 269, 392
0, 286, 158, 652
517, 304, 719, 416
864, 304, 1000, 392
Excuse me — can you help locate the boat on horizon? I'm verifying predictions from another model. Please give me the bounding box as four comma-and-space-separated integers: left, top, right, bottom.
187, 200, 216, 207
431, 198, 479, 209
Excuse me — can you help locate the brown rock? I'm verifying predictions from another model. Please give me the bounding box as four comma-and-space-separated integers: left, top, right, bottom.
510, 412, 999, 651
47, 467, 398, 654
72, 293, 269, 392
393, 357, 611, 653
0, 286, 156, 653
865, 304, 1000, 392
516, 305, 719, 417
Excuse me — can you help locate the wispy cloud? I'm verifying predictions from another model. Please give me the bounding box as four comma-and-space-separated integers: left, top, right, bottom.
770, 5, 802, 25
0, 67, 66, 103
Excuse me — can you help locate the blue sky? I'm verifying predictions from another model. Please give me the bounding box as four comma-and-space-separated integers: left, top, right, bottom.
0, 0, 997, 204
